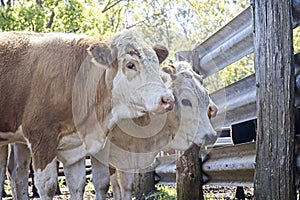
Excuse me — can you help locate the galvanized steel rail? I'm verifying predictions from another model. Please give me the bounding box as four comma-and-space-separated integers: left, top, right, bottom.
158, 2, 300, 187
209, 74, 256, 131
156, 137, 300, 186
155, 143, 256, 186
175, 4, 300, 78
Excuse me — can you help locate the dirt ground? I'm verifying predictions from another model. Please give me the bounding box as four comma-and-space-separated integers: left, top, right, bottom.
203, 185, 254, 199
3, 185, 254, 199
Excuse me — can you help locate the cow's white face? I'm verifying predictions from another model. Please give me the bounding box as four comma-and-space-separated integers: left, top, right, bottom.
109, 31, 174, 120
165, 62, 218, 150
73, 30, 174, 154
93, 62, 218, 169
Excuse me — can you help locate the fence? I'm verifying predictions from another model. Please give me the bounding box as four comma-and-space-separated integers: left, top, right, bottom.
155, 2, 300, 192
14, 3, 299, 197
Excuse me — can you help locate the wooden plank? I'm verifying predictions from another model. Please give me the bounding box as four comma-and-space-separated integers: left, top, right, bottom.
253, 0, 295, 199
176, 144, 203, 200
133, 171, 155, 199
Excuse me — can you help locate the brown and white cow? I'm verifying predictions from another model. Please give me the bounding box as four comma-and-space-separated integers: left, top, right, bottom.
2, 61, 218, 200
57, 61, 218, 199
0, 30, 174, 199
106, 61, 218, 199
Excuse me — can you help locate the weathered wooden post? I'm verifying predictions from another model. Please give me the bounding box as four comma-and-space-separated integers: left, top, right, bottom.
176, 144, 203, 200
174, 51, 204, 200
132, 171, 155, 199
253, 0, 295, 199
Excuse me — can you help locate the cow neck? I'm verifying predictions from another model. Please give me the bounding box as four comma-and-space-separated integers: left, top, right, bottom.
95, 63, 117, 135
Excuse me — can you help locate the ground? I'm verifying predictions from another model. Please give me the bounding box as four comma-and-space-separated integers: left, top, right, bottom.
3, 185, 254, 199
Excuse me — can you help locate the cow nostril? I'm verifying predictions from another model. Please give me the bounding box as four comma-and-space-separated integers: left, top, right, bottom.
161, 97, 170, 104
160, 96, 174, 110
208, 104, 218, 119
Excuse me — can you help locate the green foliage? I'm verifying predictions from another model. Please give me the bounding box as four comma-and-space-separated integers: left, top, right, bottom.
0, 7, 17, 30
58, 177, 66, 188
204, 193, 228, 200
52, 0, 84, 32
3, 181, 11, 196
1, 0, 291, 90
0, 1, 47, 31
85, 178, 95, 191
145, 185, 176, 200
0, 0, 126, 36
294, 27, 300, 53
204, 53, 254, 93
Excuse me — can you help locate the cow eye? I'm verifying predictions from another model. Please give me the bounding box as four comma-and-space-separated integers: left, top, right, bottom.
127, 63, 136, 70
181, 99, 192, 107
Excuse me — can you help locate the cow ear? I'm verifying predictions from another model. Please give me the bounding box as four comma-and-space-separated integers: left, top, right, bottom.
88, 43, 112, 66
161, 64, 177, 75
153, 44, 169, 64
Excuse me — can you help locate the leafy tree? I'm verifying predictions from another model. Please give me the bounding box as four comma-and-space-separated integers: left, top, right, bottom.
0, 0, 128, 36
294, 27, 300, 53
5, 0, 298, 92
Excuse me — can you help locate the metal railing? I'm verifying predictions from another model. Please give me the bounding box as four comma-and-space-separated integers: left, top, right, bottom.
157, 2, 300, 187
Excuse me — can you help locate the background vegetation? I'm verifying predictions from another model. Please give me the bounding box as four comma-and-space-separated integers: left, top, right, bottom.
1, 0, 299, 92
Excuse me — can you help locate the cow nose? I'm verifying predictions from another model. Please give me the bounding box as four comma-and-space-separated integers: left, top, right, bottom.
160, 95, 174, 111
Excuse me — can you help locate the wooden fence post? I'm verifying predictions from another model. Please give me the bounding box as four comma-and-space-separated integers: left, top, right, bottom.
253, 0, 295, 199
176, 144, 203, 200
132, 171, 155, 199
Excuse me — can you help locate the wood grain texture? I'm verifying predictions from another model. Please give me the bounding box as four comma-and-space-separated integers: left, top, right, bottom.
176, 144, 203, 200
253, 0, 296, 199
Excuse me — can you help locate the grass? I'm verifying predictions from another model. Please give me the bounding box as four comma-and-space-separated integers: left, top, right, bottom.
204, 193, 220, 200
145, 185, 176, 200
144, 185, 230, 200
3, 177, 240, 200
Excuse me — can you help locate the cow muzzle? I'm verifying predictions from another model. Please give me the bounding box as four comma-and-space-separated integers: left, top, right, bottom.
160, 95, 174, 111
133, 84, 175, 115
194, 128, 218, 147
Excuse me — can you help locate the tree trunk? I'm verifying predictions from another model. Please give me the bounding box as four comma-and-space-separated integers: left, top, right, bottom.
0, 0, 5, 7
176, 144, 203, 200
253, 0, 295, 199
46, 0, 60, 29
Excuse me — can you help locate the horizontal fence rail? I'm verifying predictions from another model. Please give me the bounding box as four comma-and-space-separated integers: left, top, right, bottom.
175, 2, 300, 78
167, 1, 300, 189
209, 74, 256, 131
156, 136, 300, 186
20, 3, 300, 190
175, 7, 253, 77
175, 2, 300, 131
201, 142, 255, 187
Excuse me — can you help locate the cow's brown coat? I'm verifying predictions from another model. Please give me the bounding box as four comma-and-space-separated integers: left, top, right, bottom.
0, 31, 169, 172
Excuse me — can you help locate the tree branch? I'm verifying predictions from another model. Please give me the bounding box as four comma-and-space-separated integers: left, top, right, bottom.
7, 0, 11, 7
0, 0, 5, 7
102, 0, 123, 13
125, 12, 162, 29
36, 0, 42, 6
46, 0, 60, 29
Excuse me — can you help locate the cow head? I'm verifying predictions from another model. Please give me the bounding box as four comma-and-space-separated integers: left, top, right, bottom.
162, 61, 218, 150
73, 31, 174, 155
98, 61, 218, 169
89, 30, 174, 123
